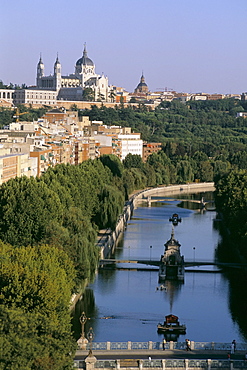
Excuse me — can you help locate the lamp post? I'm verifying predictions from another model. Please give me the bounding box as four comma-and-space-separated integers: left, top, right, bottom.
150, 245, 152, 261
87, 327, 94, 356
80, 311, 87, 339
77, 311, 88, 349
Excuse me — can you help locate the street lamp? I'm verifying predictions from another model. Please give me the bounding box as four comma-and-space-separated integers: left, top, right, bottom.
87, 327, 94, 356
80, 311, 87, 339
150, 245, 152, 260
77, 311, 88, 349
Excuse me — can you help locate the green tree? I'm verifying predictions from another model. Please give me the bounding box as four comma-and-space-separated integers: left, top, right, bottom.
0, 242, 76, 369
0, 177, 63, 247
94, 184, 124, 229
176, 160, 194, 183
109, 89, 116, 103
82, 87, 95, 101
123, 153, 143, 169
100, 154, 124, 178
63, 207, 98, 282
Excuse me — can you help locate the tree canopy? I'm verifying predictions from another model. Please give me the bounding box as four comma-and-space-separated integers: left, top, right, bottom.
0, 242, 76, 369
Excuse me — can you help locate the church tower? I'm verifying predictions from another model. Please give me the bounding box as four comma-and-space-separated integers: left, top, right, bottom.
134, 73, 148, 94
54, 54, 61, 91
36, 55, 44, 88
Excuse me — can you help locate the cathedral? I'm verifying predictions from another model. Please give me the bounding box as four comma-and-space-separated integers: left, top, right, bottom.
36, 45, 109, 101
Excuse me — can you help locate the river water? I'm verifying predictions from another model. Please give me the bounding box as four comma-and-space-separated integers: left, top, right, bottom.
73, 191, 247, 344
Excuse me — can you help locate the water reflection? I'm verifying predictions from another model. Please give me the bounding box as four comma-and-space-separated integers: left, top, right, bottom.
71, 288, 97, 341
226, 270, 247, 340
163, 280, 184, 312
215, 231, 247, 341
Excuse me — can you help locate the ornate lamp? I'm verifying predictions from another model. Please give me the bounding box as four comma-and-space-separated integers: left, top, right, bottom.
77, 311, 88, 349
87, 327, 94, 356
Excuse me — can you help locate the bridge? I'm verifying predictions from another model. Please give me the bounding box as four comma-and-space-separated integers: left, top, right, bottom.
99, 259, 247, 270
136, 196, 215, 208
74, 341, 247, 369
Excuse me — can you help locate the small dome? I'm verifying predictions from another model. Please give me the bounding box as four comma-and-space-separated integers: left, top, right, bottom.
137, 81, 147, 88
134, 73, 148, 94
76, 45, 94, 66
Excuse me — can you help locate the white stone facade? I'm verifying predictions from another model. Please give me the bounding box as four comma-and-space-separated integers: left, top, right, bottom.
118, 133, 143, 160
13, 89, 57, 106
36, 45, 109, 102
0, 89, 14, 105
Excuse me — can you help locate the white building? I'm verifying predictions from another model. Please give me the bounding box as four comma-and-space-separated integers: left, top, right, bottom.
36, 45, 109, 102
13, 89, 57, 106
0, 89, 14, 106
118, 133, 143, 160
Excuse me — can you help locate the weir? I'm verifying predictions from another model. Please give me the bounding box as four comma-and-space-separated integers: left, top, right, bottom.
99, 259, 246, 269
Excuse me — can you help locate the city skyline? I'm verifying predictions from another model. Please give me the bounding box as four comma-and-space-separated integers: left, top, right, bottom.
1, 0, 247, 95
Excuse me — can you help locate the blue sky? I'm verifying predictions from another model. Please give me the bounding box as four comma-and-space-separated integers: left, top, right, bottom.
1, 0, 247, 94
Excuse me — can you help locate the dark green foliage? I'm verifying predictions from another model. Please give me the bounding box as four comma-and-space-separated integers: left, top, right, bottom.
214, 169, 247, 258
0, 177, 63, 247
147, 152, 175, 185
62, 207, 98, 282
0, 105, 48, 128
0, 242, 76, 369
0, 108, 13, 128
93, 184, 124, 229
100, 154, 124, 177
82, 87, 95, 101
0, 160, 124, 285
176, 160, 194, 183
230, 151, 247, 170
123, 154, 144, 169
80, 99, 247, 159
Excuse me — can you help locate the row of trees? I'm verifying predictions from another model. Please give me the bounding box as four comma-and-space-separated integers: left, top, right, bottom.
0, 80, 28, 90
0, 158, 125, 368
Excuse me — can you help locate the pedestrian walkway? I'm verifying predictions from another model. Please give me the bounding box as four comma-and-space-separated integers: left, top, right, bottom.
75, 347, 246, 360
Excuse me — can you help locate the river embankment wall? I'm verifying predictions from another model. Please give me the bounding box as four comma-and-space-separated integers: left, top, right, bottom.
99, 182, 215, 259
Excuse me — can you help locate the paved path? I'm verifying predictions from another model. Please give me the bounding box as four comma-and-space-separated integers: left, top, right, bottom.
75, 349, 246, 361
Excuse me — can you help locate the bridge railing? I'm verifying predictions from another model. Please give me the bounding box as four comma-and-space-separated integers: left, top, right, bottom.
78, 341, 247, 352
74, 359, 247, 369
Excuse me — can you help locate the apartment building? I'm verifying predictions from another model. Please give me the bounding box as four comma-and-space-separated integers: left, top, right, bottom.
0, 150, 37, 185
143, 142, 162, 162
118, 133, 143, 160
13, 89, 57, 106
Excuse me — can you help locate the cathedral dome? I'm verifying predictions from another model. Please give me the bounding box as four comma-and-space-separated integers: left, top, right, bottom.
76, 45, 94, 66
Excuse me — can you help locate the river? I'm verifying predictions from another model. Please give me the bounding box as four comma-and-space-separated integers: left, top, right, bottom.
72, 190, 247, 344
